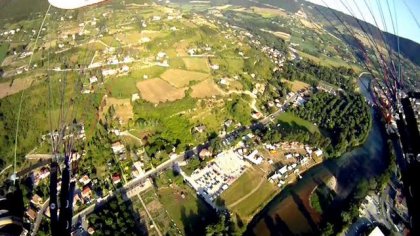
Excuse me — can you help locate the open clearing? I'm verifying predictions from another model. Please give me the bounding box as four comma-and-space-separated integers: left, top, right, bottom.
190, 79, 222, 98
229, 177, 278, 222
182, 58, 210, 73
158, 186, 212, 234
174, 40, 190, 57
277, 112, 320, 134
0, 43, 9, 64
137, 78, 186, 103
220, 167, 278, 223
100, 96, 134, 124
0, 78, 33, 99
281, 79, 310, 92
251, 7, 287, 18
271, 31, 291, 41
220, 168, 264, 206
116, 30, 167, 45
160, 69, 209, 88
300, 19, 322, 33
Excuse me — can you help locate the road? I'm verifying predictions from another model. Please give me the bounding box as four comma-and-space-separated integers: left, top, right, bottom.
31, 198, 50, 236
0, 165, 12, 176
25, 154, 53, 160
72, 91, 303, 226
72, 149, 193, 226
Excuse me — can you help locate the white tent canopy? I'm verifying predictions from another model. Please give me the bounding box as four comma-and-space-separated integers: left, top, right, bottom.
48, 0, 107, 9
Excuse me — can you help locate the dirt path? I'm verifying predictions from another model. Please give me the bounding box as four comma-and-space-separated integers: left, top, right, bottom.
223, 90, 261, 113
228, 176, 265, 208
137, 193, 162, 236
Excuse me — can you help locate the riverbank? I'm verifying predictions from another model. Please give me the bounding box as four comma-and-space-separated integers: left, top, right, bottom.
245, 76, 390, 235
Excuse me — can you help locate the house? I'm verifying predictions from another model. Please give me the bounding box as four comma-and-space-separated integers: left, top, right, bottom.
194, 125, 206, 133
102, 69, 117, 77
156, 52, 166, 59
314, 149, 323, 157
79, 175, 91, 186
300, 157, 309, 165
244, 150, 263, 165
81, 186, 92, 199
278, 166, 288, 175
251, 112, 263, 120
39, 167, 50, 178
31, 194, 43, 207
140, 37, 151, 43
210, 64, 219, 70
132, 93, 140, 102
112, 173, 121, 185
89, 76, 98, 84
219, 78, 229, 85
121, 65, 129, 72
26, 208, 37, 221
123, 56, 134, 63
132, 161, 144, 177
285, 154, 293, 159
87, 227, 95, 235
224, 119, 233, 127
187, 48, 196, 56
305, 146, 313, 155
111, 142, 125, 154
199, 149, 212, 160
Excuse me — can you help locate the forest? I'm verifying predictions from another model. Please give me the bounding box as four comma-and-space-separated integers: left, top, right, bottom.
281, 59, 356, 90
87, 193, 146, 236
292, 92, 371, 157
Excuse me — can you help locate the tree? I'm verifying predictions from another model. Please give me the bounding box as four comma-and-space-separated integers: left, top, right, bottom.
320, 222, 334, 236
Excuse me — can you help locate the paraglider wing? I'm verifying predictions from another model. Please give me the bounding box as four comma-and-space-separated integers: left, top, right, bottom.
48, 0, 107, 9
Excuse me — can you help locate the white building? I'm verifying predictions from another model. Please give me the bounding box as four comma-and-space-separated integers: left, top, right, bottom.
89, 76, 98, 84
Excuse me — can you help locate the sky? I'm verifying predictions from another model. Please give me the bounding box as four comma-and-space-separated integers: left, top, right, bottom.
305, 0, 420, 44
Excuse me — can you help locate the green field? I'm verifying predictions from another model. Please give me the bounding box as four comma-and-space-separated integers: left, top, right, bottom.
0, 43, 9, 64
297, 50, 361, 72
156, 171, 217, 235
220, 168, 263, 206
231, 180, 278, 222
277, 112, 320, 134
105, 76, 138, 98
218, 167, 278, 223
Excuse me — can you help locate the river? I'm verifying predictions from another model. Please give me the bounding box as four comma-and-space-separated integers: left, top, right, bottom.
246, 77, 390, 235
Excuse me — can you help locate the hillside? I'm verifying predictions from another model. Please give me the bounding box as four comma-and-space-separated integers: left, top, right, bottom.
302, 1, 420, 67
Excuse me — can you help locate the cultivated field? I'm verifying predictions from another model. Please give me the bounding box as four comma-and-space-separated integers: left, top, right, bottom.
0, 78, 33, 99
251, 7, 288, 18
160, 69, 209, 88
174, 40, 190, 57
100, 96, 134, 124
300, 19, 322, 31
182, 58, 210, 73
190, 79, 222, 98
281, 79, 310, 92
271, 31, 291, 41
137, 78, 187, 103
